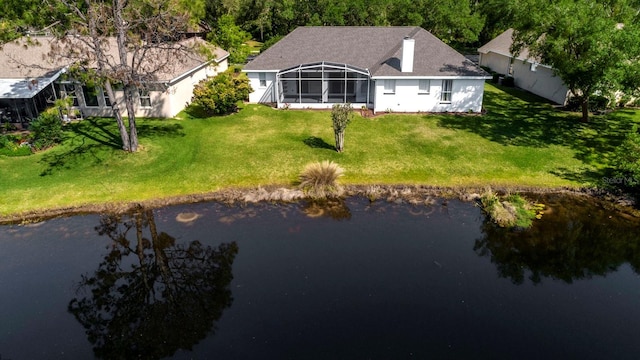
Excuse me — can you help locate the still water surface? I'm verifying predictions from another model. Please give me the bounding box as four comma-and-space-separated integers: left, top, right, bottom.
1, 196, 640, 359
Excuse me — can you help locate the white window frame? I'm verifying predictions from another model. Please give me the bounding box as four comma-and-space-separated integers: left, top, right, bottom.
440, 80, 452, 103
103, 89, 112, 108
383, 79, 396, 94
259, 73, 267, 88
418, 80, 430, 95
60, 83, 79, 107
139, 89, 151, 108
82, 85, 100, 107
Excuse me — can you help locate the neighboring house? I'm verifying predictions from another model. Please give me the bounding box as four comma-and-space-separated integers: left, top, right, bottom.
478, 29, 570, 105
243, 26, 491, 113
0, 36, 229, 125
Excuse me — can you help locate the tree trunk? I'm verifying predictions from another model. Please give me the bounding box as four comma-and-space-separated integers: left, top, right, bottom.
103, 80, 130, 151
87, 3, 131, 151
123, 84, 139, 152
334, 130, 344, 153
114, 0, 139, 152
581, 96, 590, 122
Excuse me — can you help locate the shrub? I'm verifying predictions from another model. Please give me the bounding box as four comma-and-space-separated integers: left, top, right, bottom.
492, 73, 502, 84
0, 134, 31, 156
589, 95, 610, 112
612, 125, 640, 189
565, 95, 611, 112
191, 69, 253, 115
29, 112, 64, 151
299, 160, 344, 198
501, 76, 515, 87
479, 189, 542, 228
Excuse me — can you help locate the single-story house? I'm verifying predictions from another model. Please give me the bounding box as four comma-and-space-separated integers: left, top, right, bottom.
0, 36, 229, 125
243, 26, 491, 113
478, 29, 570, 105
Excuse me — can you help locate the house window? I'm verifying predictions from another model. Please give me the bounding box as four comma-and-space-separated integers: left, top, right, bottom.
82, 85, 99, 107
259, 73, 267, 88
103, 90, 112, 107
383, 80, 395, 94
418, 80, 430, 94
440, 80, 452, 103
139, 89, 151, 108
60, 84, 79, 107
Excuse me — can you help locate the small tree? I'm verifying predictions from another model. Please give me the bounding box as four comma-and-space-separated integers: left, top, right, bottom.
331, 103, 354, 153
191, 69, 252, 115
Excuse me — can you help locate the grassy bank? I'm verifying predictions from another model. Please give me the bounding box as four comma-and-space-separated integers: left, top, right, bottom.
1, 84, 638, 216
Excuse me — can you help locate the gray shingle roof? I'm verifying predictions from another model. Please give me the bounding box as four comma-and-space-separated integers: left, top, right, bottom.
477, 28, 532, 61
0, 36, 228, 99
244, 26, 488, 78
0, 36, 229, 80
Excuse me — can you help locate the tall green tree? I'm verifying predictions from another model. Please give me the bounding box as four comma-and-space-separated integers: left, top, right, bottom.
209, 14, 251, 63
512, 0, 640, 121
389, 0, 484, 45
0, 0, 69, 43
476, 0, 519, 44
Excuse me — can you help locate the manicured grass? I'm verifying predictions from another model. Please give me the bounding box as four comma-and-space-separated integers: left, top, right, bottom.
1, 84, 638, 216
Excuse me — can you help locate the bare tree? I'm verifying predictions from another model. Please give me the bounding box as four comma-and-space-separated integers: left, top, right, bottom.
45, 0, 206, 152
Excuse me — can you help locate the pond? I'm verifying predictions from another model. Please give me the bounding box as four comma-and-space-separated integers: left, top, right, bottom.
1, 195, 640, 359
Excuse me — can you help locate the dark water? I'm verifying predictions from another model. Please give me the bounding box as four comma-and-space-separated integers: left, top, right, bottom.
1, 196, 640, 359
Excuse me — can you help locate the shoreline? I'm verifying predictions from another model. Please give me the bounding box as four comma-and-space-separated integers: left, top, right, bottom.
1, 184, 637, 225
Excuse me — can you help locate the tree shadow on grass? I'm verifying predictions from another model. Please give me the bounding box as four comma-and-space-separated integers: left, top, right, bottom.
39, 118, 184, 176
136, 120, 185, 138
437, 85, 637, 184
303, 136, 335, 151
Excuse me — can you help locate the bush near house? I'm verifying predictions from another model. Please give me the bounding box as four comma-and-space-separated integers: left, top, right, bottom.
191, 69, 253, 115
501, 76, 515, 87
0, 134, 31, 156
565, 95, 611, 113
29, 112, 65, 151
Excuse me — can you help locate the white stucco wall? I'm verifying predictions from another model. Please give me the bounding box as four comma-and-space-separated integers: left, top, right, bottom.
511, 59, 569, 105
166, 60, 228, 117
246, 72, 277, 103
373, 79, 486, 113
478, 52, 511, 75
78, 59, 228, 118
480, 52, 569, 105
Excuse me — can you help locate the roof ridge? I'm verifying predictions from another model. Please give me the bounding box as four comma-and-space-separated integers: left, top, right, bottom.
369, 26, 421, 75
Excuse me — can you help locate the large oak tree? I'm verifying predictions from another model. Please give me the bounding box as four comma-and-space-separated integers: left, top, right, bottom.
511, 0, 640, 121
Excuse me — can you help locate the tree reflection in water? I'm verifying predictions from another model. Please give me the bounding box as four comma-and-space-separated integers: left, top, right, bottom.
474, 194, 640, 285
68, 208, 238, 359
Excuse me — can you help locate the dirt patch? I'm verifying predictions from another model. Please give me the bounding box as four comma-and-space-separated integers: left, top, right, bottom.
1, 184, 637, 225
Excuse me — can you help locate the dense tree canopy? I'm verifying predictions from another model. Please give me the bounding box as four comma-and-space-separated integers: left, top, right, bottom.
210, 0, 487, 47
511, 0, 640, 121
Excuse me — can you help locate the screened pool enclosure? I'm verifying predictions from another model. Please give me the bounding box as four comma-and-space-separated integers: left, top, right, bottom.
277, 62, 373, 106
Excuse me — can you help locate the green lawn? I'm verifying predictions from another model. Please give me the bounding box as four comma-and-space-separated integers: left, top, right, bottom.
1, 84, 638, 216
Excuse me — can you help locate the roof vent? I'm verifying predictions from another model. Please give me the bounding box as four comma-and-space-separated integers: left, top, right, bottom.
401, 37, 415, 73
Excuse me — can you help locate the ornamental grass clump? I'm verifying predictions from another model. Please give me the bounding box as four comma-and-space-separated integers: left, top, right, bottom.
299, 160, 344, 198
479, 189, 543, 229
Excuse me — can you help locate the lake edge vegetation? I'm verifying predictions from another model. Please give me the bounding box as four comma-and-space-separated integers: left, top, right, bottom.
1, 84, 640, 219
